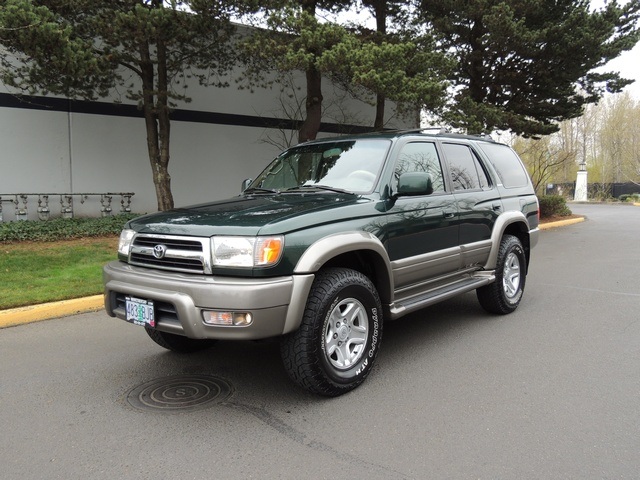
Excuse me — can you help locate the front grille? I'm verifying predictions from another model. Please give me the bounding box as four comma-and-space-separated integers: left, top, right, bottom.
133, 236, 203, 251
130, 253, 204, 271
129, 234, 210, 273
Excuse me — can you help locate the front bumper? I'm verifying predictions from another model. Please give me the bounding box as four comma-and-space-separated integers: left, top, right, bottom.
103, 261, 314, 340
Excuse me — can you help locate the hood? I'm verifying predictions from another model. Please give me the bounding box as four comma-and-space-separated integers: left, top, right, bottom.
128, 193, 372, 237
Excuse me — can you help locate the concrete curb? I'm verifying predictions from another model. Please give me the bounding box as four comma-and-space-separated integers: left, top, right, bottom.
1, 216, 587, 328
0, 295, 104, 329
539, 217, 586, 230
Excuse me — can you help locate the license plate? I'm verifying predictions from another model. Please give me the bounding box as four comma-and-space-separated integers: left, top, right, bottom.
125, 296, 155, 327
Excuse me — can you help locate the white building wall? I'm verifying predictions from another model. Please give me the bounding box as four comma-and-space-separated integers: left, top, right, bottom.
0, 73, 415, 219
1, 107, 72, 193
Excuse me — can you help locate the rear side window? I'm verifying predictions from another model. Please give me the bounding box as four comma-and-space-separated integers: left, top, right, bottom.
442, 143, 490, 191
478, 143, 529, 188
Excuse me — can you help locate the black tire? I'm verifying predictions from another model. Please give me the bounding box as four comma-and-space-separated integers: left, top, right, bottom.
144, 327, 216, 353
477, 234, 527, 315
280, 267, 383, 397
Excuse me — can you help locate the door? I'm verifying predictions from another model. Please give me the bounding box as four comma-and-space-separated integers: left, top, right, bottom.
383, 141, 460, 289
441, 142, 501, 268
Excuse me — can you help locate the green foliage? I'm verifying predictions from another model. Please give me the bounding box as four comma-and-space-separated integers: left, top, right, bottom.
419, 0, 640, 136
0, 214, 137, 243
0, 0, 117, 98
259, 7, 351, 72
619, 193, 640, 203
239, 6, 352, 91
321, 34, 452, 112
539, 195, 572, 218
239, 1, 451, 138
0, 0, 238, 102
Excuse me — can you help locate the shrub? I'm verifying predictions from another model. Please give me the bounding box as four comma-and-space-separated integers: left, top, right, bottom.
0, 213, 139, 243
539, 195, 572, 218
619, 193, 640, 203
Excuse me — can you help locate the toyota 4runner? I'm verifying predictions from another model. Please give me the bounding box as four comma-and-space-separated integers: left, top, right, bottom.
104, 130, 539, 396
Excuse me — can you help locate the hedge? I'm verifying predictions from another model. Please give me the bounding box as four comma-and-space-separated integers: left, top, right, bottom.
0, 214, 138, 243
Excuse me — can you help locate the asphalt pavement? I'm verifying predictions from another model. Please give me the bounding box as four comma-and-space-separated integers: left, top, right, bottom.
1, 202, 639, 479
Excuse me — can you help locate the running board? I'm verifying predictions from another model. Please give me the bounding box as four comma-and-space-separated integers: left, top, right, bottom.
387, 273, 495, 320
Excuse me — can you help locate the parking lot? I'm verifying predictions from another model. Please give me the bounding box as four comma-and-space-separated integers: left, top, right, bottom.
1, 203, 639, 479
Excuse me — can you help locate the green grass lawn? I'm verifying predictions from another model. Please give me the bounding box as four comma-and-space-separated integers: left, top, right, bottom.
0, 237, 118, 310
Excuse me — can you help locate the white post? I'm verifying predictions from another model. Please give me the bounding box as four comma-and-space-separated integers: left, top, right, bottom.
574, 163, 588, 202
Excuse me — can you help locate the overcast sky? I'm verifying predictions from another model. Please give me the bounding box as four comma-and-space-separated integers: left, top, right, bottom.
591, 0, 640, 98
600, 43, 640, 99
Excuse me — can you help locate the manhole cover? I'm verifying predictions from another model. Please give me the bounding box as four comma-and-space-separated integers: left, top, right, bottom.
127, 375, 232, 413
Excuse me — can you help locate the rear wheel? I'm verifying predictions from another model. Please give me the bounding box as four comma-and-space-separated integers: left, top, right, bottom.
145, 327, 216, 353
477, 234, 527, 314
280, 267, 383, 397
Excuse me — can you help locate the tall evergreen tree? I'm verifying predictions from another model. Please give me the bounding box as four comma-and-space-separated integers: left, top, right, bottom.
241, 0, 354, 143
321, 28, 452, 127
0, 0, 243, 211
419, 0, 640, 136
241, 0, 451, 140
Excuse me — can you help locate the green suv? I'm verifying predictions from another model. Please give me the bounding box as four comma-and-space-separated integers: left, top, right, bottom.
104, 130, 539, 396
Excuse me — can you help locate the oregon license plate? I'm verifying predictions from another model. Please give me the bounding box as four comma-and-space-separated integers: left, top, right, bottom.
125, 296, 155, 327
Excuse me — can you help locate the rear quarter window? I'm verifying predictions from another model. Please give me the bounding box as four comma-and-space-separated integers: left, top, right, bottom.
478, 143, 529, 188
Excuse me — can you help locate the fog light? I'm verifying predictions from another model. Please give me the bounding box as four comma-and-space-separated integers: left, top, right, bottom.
233, 312, 253, 326
202, 311, 253, 326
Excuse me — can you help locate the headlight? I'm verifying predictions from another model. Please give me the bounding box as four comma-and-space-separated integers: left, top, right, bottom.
118, 229, 136, 256
212, 236, 284, 268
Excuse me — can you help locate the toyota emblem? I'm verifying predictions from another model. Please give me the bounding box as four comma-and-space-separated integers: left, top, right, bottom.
153, 244, 167, 259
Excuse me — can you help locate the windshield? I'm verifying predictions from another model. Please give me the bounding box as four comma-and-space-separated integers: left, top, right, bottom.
248, 139, 391, 194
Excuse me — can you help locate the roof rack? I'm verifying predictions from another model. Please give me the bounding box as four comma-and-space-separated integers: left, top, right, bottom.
391, 128, 497, 143
392, 127, 451, 135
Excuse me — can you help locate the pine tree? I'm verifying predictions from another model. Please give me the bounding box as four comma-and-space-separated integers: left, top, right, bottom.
240, 0, 451, 140
419, 0, 640, 136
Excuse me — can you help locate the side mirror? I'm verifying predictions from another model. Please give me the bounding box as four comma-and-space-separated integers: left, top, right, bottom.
241, 178, 253, 192
396, 172, 433, 197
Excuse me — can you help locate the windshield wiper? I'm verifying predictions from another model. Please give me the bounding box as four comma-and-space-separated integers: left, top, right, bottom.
243, 187, 279, 195
286, 184, 354, 195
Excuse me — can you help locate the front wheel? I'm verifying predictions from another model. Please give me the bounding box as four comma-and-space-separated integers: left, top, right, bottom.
477, 234, 527, 315
280, 267, 383, 397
